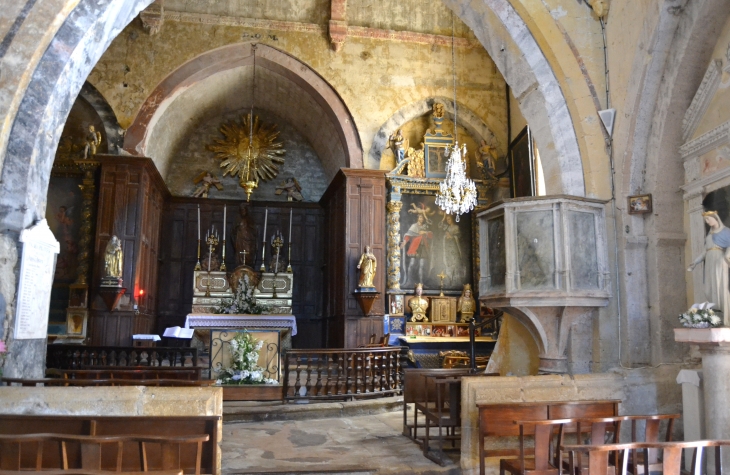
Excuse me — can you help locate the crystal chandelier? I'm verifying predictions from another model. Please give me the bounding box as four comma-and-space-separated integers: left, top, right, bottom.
435, 142, 477, 222
435, 15, 478, 222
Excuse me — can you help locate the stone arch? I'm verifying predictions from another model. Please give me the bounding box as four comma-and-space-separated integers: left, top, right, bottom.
124, 42, 362, 178
79, 82, 124, 153
369, 97, 501, 166
443, 0, 586, 197
500, 307, 548, 356
0, 0, 153, 234
617, 0, 730, 365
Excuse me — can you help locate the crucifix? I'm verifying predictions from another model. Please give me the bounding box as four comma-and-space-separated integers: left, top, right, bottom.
437, 271, 447, 297
239, 250, 248, 267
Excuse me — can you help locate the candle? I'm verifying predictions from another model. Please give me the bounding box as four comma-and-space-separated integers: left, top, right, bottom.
288, 208, 293, 244
263, 208, 268, 242
223, 205, 227, 240
197, 205, 201, 240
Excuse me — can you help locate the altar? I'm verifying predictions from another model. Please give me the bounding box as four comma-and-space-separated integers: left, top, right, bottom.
185, 313, 297, 386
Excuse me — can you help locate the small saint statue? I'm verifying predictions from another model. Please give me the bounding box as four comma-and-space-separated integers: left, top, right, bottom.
408, 283, 429, 322
356, 245, 377, 289
102, 235, 123, 286
83, 125, 102, 159
457, 284, 476, 322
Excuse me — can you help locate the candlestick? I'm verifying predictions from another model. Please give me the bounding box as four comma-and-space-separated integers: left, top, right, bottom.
195, 205, 202, 270
260, 208, 268, 272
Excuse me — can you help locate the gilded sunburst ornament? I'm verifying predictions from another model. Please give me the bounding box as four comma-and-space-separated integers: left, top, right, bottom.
207, 113, 285, 200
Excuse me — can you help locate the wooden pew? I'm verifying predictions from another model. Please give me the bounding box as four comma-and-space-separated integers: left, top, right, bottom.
2, 378, 215, 387
0, 416, 219, 475
0, 433, 208, 474
477, 400, 620, 475
561, 440, 730, 475
412, 371, 499, 465
402, 368, 473, 445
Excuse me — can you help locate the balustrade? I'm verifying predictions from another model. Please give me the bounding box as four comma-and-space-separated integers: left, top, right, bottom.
282, 347, 403, 401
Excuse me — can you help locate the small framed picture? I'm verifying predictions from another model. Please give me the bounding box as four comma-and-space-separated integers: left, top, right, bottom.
66, 309, 88, 336
628, 194, 652, 214
388, 294, 404, 316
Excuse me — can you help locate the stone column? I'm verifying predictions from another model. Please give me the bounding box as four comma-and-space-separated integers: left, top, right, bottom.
386, 199, 402, 291
675, 328, 730, 473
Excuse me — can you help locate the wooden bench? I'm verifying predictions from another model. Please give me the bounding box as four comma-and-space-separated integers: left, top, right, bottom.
477, 400, 620, 475
0, 416, 219, 475
0, 433, 208, 474
3, 378, 215, 387
46, 368, 202, 381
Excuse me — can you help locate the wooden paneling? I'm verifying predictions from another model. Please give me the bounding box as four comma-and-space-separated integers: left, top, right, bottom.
157, 199, 326, 348
89, 156, 167, 346
321, 169, 387, 348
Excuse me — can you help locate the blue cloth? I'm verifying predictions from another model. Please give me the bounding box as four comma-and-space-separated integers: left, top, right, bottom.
712, 227, 730, 248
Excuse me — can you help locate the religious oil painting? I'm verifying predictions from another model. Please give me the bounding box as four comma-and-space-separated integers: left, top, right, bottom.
398, 194, 473, 294
388, 294, 404, 316
426, 146, 448, 177
627, 194, 652, 214
45, 176, 84, 283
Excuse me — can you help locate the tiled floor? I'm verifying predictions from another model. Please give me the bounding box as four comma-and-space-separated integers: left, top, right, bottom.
221, 408, 461, 474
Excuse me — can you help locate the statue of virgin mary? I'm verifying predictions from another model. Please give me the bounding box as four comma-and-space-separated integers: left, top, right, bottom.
688, 210, 730, 326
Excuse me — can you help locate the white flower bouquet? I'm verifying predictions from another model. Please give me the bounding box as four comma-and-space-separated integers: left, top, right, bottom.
215, 274, 269, 315
679, 302, 722, 328
214, 331, 278, 385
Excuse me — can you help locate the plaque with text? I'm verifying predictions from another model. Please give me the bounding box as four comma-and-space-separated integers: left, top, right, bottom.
15, 220, 59, 339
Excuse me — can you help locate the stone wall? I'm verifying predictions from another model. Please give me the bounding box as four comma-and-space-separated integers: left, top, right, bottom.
165, 108, 329, 202
86, 11, 509, 171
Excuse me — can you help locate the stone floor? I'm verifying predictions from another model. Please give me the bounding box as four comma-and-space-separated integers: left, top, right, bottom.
221, 403, 461, 475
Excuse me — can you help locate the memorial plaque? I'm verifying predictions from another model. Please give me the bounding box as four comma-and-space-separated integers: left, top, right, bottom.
14, 220, 59, 339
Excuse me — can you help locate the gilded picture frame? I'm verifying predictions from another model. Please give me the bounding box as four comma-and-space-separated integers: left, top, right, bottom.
627, 194, 652, 214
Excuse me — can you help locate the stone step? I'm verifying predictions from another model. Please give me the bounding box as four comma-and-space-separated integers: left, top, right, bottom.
223, 395, 403, 423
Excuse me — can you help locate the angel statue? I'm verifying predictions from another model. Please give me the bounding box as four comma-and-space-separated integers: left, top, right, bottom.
275, 177, 303, 201
83, 125, 102, 159
357, 245, 377, 289
688, 210, 730, 326
192, 172, 223, 198
389, 129, 408, 163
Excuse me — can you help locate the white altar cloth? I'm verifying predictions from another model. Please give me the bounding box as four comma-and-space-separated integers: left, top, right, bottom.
184, 314, 297, 336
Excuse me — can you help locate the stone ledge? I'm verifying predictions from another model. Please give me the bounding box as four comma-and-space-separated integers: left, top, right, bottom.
675, 327, 730, 344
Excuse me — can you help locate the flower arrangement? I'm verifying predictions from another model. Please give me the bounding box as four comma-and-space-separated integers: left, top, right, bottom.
679, 302, 722, 328
215, 274, 269, 315
214, 331, 278, 385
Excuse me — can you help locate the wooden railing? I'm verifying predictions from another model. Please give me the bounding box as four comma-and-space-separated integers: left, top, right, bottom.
282, 347, 404, 401
46, 345, 197, 369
